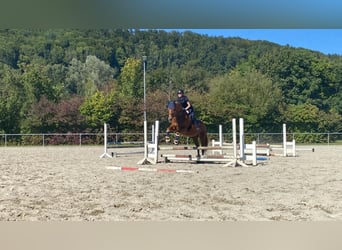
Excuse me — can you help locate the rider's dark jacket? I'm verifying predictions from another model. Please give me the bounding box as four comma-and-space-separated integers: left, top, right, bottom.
177, 95, 194, 114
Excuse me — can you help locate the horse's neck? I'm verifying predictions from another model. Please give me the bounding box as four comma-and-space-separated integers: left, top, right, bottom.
175, 112, 191, 129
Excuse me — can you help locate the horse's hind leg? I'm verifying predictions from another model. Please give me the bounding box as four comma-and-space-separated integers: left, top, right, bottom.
192, 136, 200, 157
200, 134, 208, 155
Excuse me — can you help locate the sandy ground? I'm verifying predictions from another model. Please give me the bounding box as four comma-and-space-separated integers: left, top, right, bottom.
0, 144, 342, 221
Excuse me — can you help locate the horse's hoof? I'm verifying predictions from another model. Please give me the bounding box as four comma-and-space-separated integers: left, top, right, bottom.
173, 140, 179, 145
165, 136, 171, 143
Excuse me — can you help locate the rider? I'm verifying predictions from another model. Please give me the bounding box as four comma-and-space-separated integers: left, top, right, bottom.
177, 89, 200, 129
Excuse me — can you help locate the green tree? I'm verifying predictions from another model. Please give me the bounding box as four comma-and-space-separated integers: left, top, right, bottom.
119, 57, 143, 99
65, 55, 115, 96
21, 96, 86, 133
80, 89, 120, 129
1, 29, 342, 134
253, 47, 341, 109
0, 65, 23, 133
206, 66, 282, 131
283, 103, 342, 133
21, 63, 58, 102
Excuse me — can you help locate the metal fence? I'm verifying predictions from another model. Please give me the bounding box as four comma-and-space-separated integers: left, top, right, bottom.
0, 132, 145, 146
1, 132, 342, 146
212, 132, 342, 145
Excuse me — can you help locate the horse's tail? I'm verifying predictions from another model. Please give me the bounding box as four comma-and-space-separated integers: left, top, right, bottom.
203, 133, 208, 147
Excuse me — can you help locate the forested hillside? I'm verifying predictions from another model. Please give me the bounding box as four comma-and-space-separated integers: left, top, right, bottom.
1, 29, 342, 136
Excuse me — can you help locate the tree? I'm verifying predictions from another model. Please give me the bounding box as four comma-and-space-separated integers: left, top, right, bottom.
1, 29, 342, 134
283, 103, 342, 133
253, 47, 340, 108
83, 55, 115, 95
80, 89, 120, 129
118, 57, 143, 99
65, 55, 115, 96
206, 66, 282, 131
0, 65, 23, 133
21, 96, 86, 133
21, 63, 59, 103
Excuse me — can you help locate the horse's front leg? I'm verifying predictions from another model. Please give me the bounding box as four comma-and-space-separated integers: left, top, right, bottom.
173, 132, 180, 145
165, 125, 176, 143
166, 123, 179, 144
165, 129, 180, 145
165, 128, 171, 143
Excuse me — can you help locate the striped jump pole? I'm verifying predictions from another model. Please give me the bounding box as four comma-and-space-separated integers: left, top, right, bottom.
158, 146, 198, 150
106, 166, 195, 174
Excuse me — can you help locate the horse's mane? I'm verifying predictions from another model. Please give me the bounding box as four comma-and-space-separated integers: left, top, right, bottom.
173, 101, 184, 112
168, 100, 183, 111
169, 101, 186, 115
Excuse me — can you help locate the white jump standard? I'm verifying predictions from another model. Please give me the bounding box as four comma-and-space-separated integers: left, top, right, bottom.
100, 123, 112, 158
269, 123, 296, 157
137, 120, 160, 165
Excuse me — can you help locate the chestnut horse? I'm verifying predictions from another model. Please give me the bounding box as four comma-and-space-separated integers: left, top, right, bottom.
165, 101, 208, 156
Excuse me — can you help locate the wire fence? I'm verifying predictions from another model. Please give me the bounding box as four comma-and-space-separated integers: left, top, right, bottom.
1, 132, 342, 146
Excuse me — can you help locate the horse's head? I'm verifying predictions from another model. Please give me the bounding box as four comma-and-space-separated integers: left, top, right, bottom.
167, 101, 184, 122
167, 101, 176, 122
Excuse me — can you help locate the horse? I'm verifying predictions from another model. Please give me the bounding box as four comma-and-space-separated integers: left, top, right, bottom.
165, 100, 208, 157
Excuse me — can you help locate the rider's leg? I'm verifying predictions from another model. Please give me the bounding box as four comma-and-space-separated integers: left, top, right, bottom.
190, 112, 200, 129
190, 112, 195, 123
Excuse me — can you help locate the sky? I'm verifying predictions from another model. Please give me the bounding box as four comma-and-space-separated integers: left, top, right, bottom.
165, 29, 342, 56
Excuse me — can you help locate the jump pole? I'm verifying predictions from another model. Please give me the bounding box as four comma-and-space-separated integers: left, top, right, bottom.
106, 166, 194, 173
